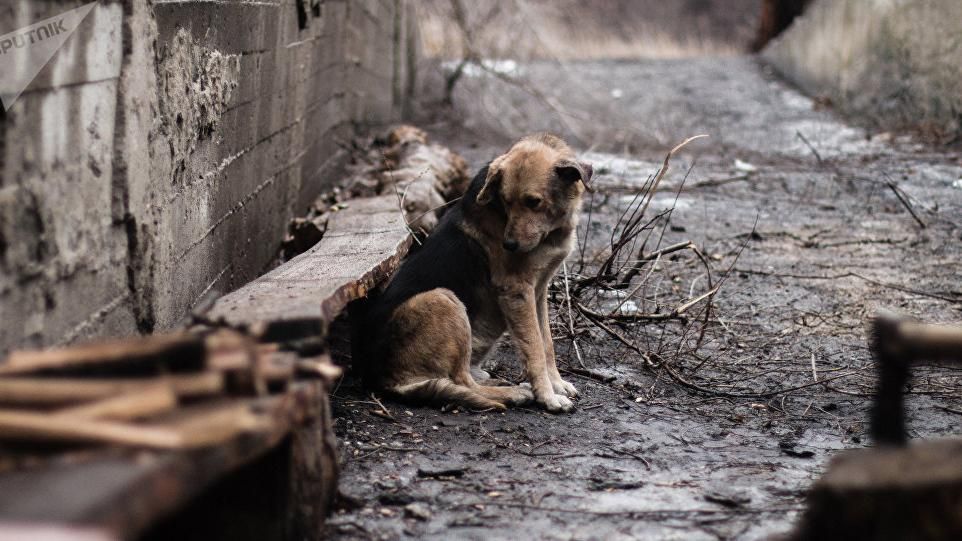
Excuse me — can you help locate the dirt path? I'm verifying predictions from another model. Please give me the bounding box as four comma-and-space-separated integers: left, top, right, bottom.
325, 57, 962, 540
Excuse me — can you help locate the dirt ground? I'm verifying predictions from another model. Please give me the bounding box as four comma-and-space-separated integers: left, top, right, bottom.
324, 56, 962, 540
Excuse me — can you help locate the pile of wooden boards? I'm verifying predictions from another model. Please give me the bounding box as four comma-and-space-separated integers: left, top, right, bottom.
0, 328, 344, 540
0, 330, 339, 450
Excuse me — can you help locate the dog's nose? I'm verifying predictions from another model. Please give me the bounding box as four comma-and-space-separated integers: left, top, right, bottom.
502, 239, 519, 252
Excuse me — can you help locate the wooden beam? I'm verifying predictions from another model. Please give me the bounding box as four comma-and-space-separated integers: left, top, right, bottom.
0, 401, 268, 450
0, 524, 116, 541
160, 402, 270, 449
790, 439, 962, 539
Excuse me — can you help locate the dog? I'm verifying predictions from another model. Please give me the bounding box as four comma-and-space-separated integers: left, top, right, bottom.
357, 133, 592, 413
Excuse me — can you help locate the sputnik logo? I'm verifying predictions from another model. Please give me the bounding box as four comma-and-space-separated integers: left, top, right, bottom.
0, 2, 98, 111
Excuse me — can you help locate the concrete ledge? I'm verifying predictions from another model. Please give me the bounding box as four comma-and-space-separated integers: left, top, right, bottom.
207, 195, 413, 340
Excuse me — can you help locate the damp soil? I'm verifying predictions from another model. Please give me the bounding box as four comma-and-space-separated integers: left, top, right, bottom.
325, 56, 962, 540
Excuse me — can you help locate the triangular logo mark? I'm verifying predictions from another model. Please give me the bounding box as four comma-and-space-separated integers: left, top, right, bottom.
0, 2, 98, 111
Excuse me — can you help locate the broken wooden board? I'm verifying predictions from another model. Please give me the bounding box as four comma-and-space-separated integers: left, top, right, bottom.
0, 379, 336, 541
0, 333, 205, 376
207, 195, 413, 340
788, 439, 962, 540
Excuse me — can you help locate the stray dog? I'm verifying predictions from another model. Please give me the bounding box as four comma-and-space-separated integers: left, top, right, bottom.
357, 134, 592, 413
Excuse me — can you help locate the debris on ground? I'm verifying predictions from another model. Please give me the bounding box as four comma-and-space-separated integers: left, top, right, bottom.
344, 125, 470, 235
279, 125, 470, 261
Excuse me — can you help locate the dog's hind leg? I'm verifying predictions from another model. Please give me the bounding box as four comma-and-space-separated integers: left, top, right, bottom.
386, 289, 530, 410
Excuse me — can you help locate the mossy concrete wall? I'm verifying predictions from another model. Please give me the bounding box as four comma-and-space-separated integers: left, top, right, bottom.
763, 0, 962, 139
0, 0, 418, 356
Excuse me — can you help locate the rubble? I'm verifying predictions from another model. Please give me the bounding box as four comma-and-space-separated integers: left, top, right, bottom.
343, 125, 470, 235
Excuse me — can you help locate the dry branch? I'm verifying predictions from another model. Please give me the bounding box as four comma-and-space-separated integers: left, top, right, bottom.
544, 136, 818, 400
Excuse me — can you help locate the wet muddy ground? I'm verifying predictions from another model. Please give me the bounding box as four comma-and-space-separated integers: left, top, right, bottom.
324, 57, 962, 540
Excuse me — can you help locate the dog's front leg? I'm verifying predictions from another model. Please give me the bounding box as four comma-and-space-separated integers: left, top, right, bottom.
537, 292, 578, 398
498, 284, 574, 413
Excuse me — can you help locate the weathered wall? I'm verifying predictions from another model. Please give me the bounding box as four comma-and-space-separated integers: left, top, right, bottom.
0, 0, 418, 356
764, 0, 962, 139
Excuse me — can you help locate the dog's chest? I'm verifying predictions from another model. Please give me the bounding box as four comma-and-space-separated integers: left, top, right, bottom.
531, 231, 575, 278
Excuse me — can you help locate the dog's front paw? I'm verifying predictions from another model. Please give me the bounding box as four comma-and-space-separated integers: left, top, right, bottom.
538, 392, 574, 413
552, 378, 579, 398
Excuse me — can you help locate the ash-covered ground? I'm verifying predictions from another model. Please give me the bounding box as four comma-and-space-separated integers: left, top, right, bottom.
325, 57, 962, 540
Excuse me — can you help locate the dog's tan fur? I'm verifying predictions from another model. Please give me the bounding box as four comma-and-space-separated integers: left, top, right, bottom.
372, 134, 591, 412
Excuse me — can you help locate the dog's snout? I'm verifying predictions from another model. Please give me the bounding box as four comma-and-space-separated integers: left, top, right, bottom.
502, 239, 519, 252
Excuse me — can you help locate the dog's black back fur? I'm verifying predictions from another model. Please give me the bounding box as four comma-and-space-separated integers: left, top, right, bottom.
356, 166, 496, 383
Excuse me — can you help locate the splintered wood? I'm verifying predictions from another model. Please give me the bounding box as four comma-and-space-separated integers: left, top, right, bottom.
0, 329, 341, 450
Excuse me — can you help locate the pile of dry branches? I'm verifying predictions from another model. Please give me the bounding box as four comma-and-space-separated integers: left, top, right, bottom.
547, 136, 757, 396
546, 139, 884, 404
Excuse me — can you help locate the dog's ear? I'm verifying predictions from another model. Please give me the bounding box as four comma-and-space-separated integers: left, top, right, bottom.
556, 160, 594, 192
476, 161, 504, 205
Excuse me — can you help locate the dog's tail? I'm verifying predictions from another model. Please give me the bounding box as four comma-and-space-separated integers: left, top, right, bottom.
391, 378, 506, 411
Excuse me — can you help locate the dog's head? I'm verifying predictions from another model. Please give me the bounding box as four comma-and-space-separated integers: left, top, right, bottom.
476, 134, 592, 253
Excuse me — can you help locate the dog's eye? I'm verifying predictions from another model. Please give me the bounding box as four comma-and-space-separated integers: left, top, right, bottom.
523, 196, 542, 209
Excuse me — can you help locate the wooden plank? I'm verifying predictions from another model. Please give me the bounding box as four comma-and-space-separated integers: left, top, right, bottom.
0, 524, 115, 541
54, 386, 179, 421
0, 373, 224, 407
158, 402, 270, 448
0, 411, 183, 448
0, 380, 328, 540
0, 399, 275, 450
0, 334, 205, 376
206, 195, 413, 339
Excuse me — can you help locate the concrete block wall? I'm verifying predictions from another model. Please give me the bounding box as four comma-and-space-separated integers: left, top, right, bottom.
764, 0, 962, 139
0, 0, 418, 356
